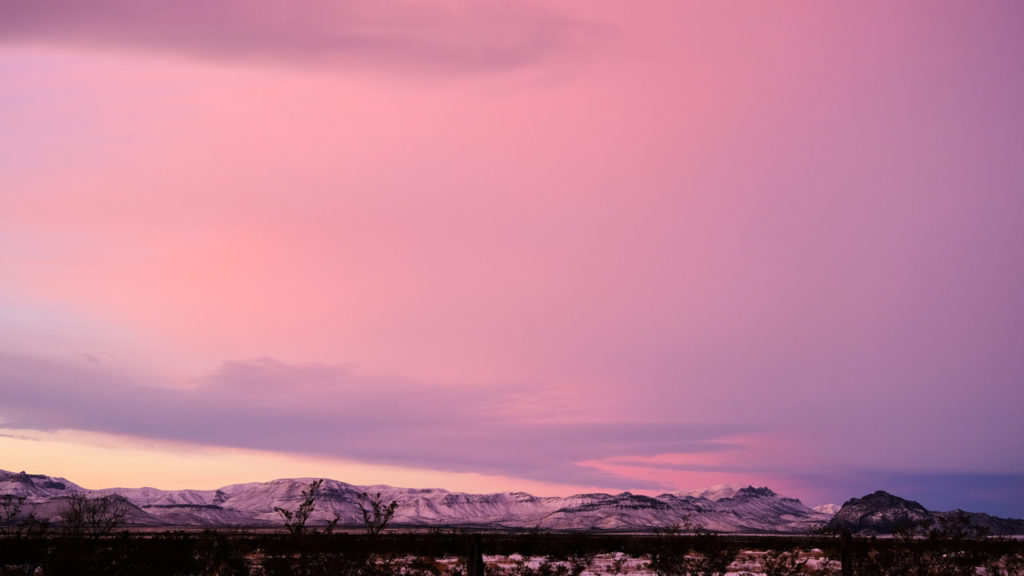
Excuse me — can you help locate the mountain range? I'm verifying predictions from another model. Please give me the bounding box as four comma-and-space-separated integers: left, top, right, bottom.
3, 469, 1022, 534
0, 470, 827, 532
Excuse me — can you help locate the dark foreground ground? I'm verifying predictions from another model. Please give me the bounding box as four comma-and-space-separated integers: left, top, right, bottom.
1, 530, 1023, 576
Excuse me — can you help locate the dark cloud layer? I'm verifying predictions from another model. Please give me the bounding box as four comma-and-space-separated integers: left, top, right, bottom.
0, 353, 741, 489
0, 0, 589, 73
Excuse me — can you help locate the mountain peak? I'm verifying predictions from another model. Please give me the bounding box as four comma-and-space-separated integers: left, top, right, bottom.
684, 484, 739, 501
813, 503, 841, 516
825, 490, 934, 535
850, 490, 928, 512
735, 486, 776, 498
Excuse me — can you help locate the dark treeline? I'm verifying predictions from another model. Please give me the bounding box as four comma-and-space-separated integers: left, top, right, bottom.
2, 530, 1024, 576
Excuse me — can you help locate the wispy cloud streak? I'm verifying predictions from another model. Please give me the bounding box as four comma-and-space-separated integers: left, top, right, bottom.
0, 0, 589, 73
0, 353, 743, 488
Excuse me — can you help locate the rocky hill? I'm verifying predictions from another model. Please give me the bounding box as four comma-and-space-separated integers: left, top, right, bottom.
825, 490, 1024, 536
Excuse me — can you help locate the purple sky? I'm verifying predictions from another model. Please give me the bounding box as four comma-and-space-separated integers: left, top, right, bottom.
2, 1, 1023, 516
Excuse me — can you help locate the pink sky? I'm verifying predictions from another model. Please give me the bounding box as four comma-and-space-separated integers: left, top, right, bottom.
2, 1, 1024, 515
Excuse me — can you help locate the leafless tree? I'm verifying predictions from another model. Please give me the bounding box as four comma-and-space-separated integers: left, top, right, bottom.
1, 494, 48, 538
59, 493, 129, 537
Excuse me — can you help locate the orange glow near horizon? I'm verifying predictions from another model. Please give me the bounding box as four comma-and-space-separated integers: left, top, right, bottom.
0, 428, 610, 497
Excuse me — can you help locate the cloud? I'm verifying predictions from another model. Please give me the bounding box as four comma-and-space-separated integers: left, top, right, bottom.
0, 432, 39, 441
0, 0, 592, 74
0, 352, 743, 489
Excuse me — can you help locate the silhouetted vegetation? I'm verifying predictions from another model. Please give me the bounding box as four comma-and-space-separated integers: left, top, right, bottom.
358, 491, 398, 536
59, 493, 130, 538
1, 524, 1023, 575
276, 479, 337, 538
0, 494, 50, 575
845, 512, 1023, 576
1, 494, 48, 539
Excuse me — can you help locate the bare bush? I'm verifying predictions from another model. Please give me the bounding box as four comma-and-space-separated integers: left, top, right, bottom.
275, 479, 337, 537
760, 549, 808, 576
359, 491, 398, 536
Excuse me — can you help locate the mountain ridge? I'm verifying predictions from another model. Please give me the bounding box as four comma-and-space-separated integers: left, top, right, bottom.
1, 469, 826, 532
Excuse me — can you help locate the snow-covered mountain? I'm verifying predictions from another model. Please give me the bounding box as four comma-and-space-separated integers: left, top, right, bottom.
0, 470, 80, 500
813, 503, 842, 515
683, 484, 739, 501
1, 469, 832, 532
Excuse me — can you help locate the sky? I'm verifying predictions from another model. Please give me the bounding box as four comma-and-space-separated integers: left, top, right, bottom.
1, 1, 1023, 517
